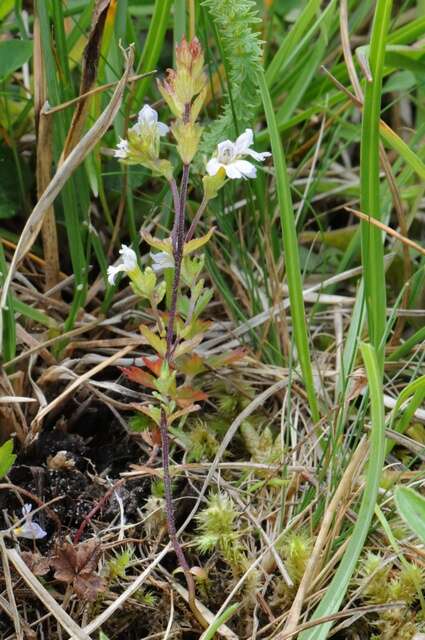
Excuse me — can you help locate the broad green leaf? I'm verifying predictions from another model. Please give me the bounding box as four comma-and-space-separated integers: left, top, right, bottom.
0, 439, 16, 478
395, 487, 425, 545
0, 40, 33, 80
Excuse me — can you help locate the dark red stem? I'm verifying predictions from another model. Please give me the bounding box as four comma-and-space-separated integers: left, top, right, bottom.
73, 479, 125, 545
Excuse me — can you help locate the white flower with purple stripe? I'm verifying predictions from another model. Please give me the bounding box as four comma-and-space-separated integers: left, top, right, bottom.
206, 129, 271, 180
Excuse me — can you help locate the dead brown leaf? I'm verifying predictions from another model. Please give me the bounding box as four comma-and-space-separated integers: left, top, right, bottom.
50, 540, 106, 602
21, 551, 50, 577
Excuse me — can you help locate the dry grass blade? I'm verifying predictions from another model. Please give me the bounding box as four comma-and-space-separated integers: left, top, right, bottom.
34, 12, 60, 292
280, 437, 368, 637
30, 343, 136, 434
6, 548, 93, 640
276, 603, 406, 640
45, 72, 156, 115
0, 538, 22, 639
0, 45, 135, 355
61, 0, 112, 159
83, 545, 170, 635
160, 568, 239, 640
346, 207, 425, 257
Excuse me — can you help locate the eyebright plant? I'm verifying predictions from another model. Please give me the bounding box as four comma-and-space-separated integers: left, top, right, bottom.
108, 36, 271, 626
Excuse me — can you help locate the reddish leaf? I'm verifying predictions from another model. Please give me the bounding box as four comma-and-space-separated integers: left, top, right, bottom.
141, 356, 163, 377
175, 386, 208, 408
120, 366, 155, 389
151, 428, 162, 446
207, 348, 247, 369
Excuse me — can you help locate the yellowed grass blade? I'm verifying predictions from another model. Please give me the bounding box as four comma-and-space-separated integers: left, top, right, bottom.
0, 46, 134, 355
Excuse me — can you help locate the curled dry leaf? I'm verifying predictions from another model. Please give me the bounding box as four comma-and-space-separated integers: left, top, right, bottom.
50, 540, 106, 602
21, 551, 50, 576
47, 450, 76, 470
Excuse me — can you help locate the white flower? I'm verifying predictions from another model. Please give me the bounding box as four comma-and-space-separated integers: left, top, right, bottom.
133, 105, 169, 137
206, 128, 271, 180
150, 251, 174, 273
114, 138, 129, 159
107, 244, 138, 285
114, 106, 168, 160
14, 504, 47, 540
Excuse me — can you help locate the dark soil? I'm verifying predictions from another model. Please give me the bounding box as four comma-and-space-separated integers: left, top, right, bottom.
0, 402, 151, 540
0, 396, 215, 639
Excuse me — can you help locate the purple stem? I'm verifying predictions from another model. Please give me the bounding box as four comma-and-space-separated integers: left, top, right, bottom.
158, 102, 206, 628
169, 177, 181, 251
166, 162, 190, 360
159, 408, 190, 572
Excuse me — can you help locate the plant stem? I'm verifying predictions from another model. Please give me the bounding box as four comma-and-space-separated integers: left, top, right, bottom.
186, 194, 208, 243
159, 408, 188, 574
169, 177, 181, 249
160, 133, 207, 626
166, 162, 190, 359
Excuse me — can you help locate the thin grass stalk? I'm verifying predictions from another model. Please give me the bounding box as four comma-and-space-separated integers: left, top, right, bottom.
298, 343, 385, 640
33, 13, 60, 293
360, 0, 393, 367
258, 70, 320, 424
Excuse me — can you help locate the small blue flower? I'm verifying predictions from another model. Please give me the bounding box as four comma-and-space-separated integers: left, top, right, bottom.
14, 504, 47, 540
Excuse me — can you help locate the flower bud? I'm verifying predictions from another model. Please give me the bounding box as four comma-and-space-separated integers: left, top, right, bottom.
176, 36, 204, 81
172, 121, 203, 165
157, 70, 184, 119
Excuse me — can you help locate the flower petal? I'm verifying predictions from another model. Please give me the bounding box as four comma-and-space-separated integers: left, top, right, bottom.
150, 252, 175, 273
234, 128, 253, 155
138, 104, 158, 125
232, 159, 257, 179
245, 148, 272, 162
114, 138, 129, 159
157, 122, 169, 136
224, 163, 243, 179
119, 244, 138, 271
15, 521, 47, 540
107, 264, 126, 285
206, 158, 223, 176
216, 140, 236, 164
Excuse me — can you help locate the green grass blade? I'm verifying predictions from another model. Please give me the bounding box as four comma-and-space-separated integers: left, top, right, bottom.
299, 342, 385, 640
395, 487, 425, 545
265, 0, 320, 88
0, 242, 16, 362
258, 70, 320, 423
200, 603, 239, 640
360, 0, 393, 366
134, 0, 173, 103
174, 0, 186, 54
